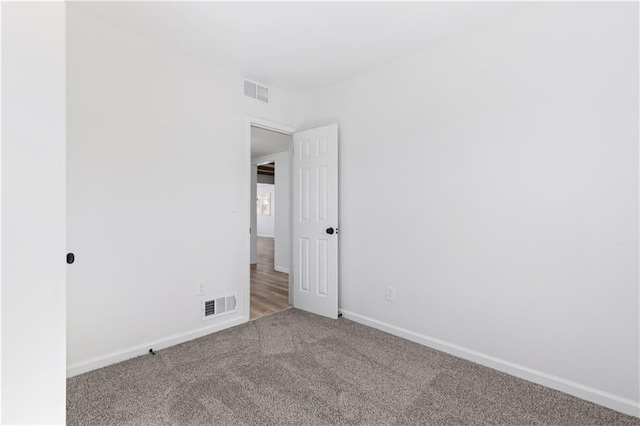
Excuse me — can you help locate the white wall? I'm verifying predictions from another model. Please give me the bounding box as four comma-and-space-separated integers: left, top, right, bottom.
62, 1, 639, 418
302, 2, 639, 415
66, 8, 303, 374
1, 2, 67, 424
254, 151, 291, 273
257, 173, 275, 184
257, 184, 275, 237
273, 151, 291, 274
250, 165, 258, 264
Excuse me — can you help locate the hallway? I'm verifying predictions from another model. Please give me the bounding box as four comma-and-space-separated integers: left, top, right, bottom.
250, 237, 290, 319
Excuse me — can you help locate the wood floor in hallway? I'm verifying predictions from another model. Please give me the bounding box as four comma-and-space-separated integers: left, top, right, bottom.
250, 237, 290, 320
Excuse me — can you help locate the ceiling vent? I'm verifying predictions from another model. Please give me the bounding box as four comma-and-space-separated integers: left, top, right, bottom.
202, 295, 237, 320
243, 79, 269, 103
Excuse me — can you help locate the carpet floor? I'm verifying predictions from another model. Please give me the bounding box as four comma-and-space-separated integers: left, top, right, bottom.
67, 308, 640, 425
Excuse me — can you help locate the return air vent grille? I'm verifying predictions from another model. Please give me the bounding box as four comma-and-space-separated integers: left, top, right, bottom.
243, 79, 269, 103
217, 297, 226, 314
226, 295, 237, 311
204, 299, 215, 316
202, 294, 237, 320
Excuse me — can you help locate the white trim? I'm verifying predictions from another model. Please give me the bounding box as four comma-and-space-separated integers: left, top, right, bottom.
637, 0, 640, 417
249, 117, 296, 136
274, 266, 290, 274
245, 116, 297, 324
340, 309, 640, 418
67, 314, 245, 378
257, 234, 275, 238
0, 4, 4, 421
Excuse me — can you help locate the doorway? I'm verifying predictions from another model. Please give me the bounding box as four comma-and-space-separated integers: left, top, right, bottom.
245, 118, 339, 321
250, 125, 293, 319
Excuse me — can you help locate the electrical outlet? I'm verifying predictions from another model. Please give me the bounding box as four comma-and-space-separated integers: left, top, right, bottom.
196, 280, 206, 296
385, 286, 395, 302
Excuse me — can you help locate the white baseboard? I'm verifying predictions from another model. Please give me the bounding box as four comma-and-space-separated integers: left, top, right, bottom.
339, 309, 640, 418
274, 266, 289, 274
257, 234, 274, 238
67, 313, 247, 378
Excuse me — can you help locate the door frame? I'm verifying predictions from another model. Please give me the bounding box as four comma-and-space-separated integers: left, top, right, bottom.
244, 116, 297, 322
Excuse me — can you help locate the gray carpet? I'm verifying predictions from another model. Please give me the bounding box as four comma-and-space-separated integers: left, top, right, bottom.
67, 308, 640, 425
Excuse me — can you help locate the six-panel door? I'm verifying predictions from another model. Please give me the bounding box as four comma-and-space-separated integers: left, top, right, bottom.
292, 124, 338, 319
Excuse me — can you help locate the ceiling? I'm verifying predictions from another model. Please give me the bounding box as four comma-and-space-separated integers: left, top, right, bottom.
257, 163, 275, 176
251, 127, 290, 161
68, 2, 523, 93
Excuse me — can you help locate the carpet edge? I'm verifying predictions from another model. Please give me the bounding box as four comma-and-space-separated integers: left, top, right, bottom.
339, 309, 640, 418
67, 313, 247, 378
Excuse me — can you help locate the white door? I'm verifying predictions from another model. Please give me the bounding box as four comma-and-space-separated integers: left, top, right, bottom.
292, 124, 339, 319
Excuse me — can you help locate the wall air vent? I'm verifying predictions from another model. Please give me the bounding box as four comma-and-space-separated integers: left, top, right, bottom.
202, 294, 237, 320
226, 295, 236, 311
243, 79, 269, 103
204, 299, 215, 316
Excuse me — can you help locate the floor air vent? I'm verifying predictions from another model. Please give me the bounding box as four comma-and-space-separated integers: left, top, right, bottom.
202, 294, 237, 320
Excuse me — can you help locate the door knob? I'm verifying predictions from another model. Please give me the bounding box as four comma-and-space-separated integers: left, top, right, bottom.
326, 228, 335, 235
